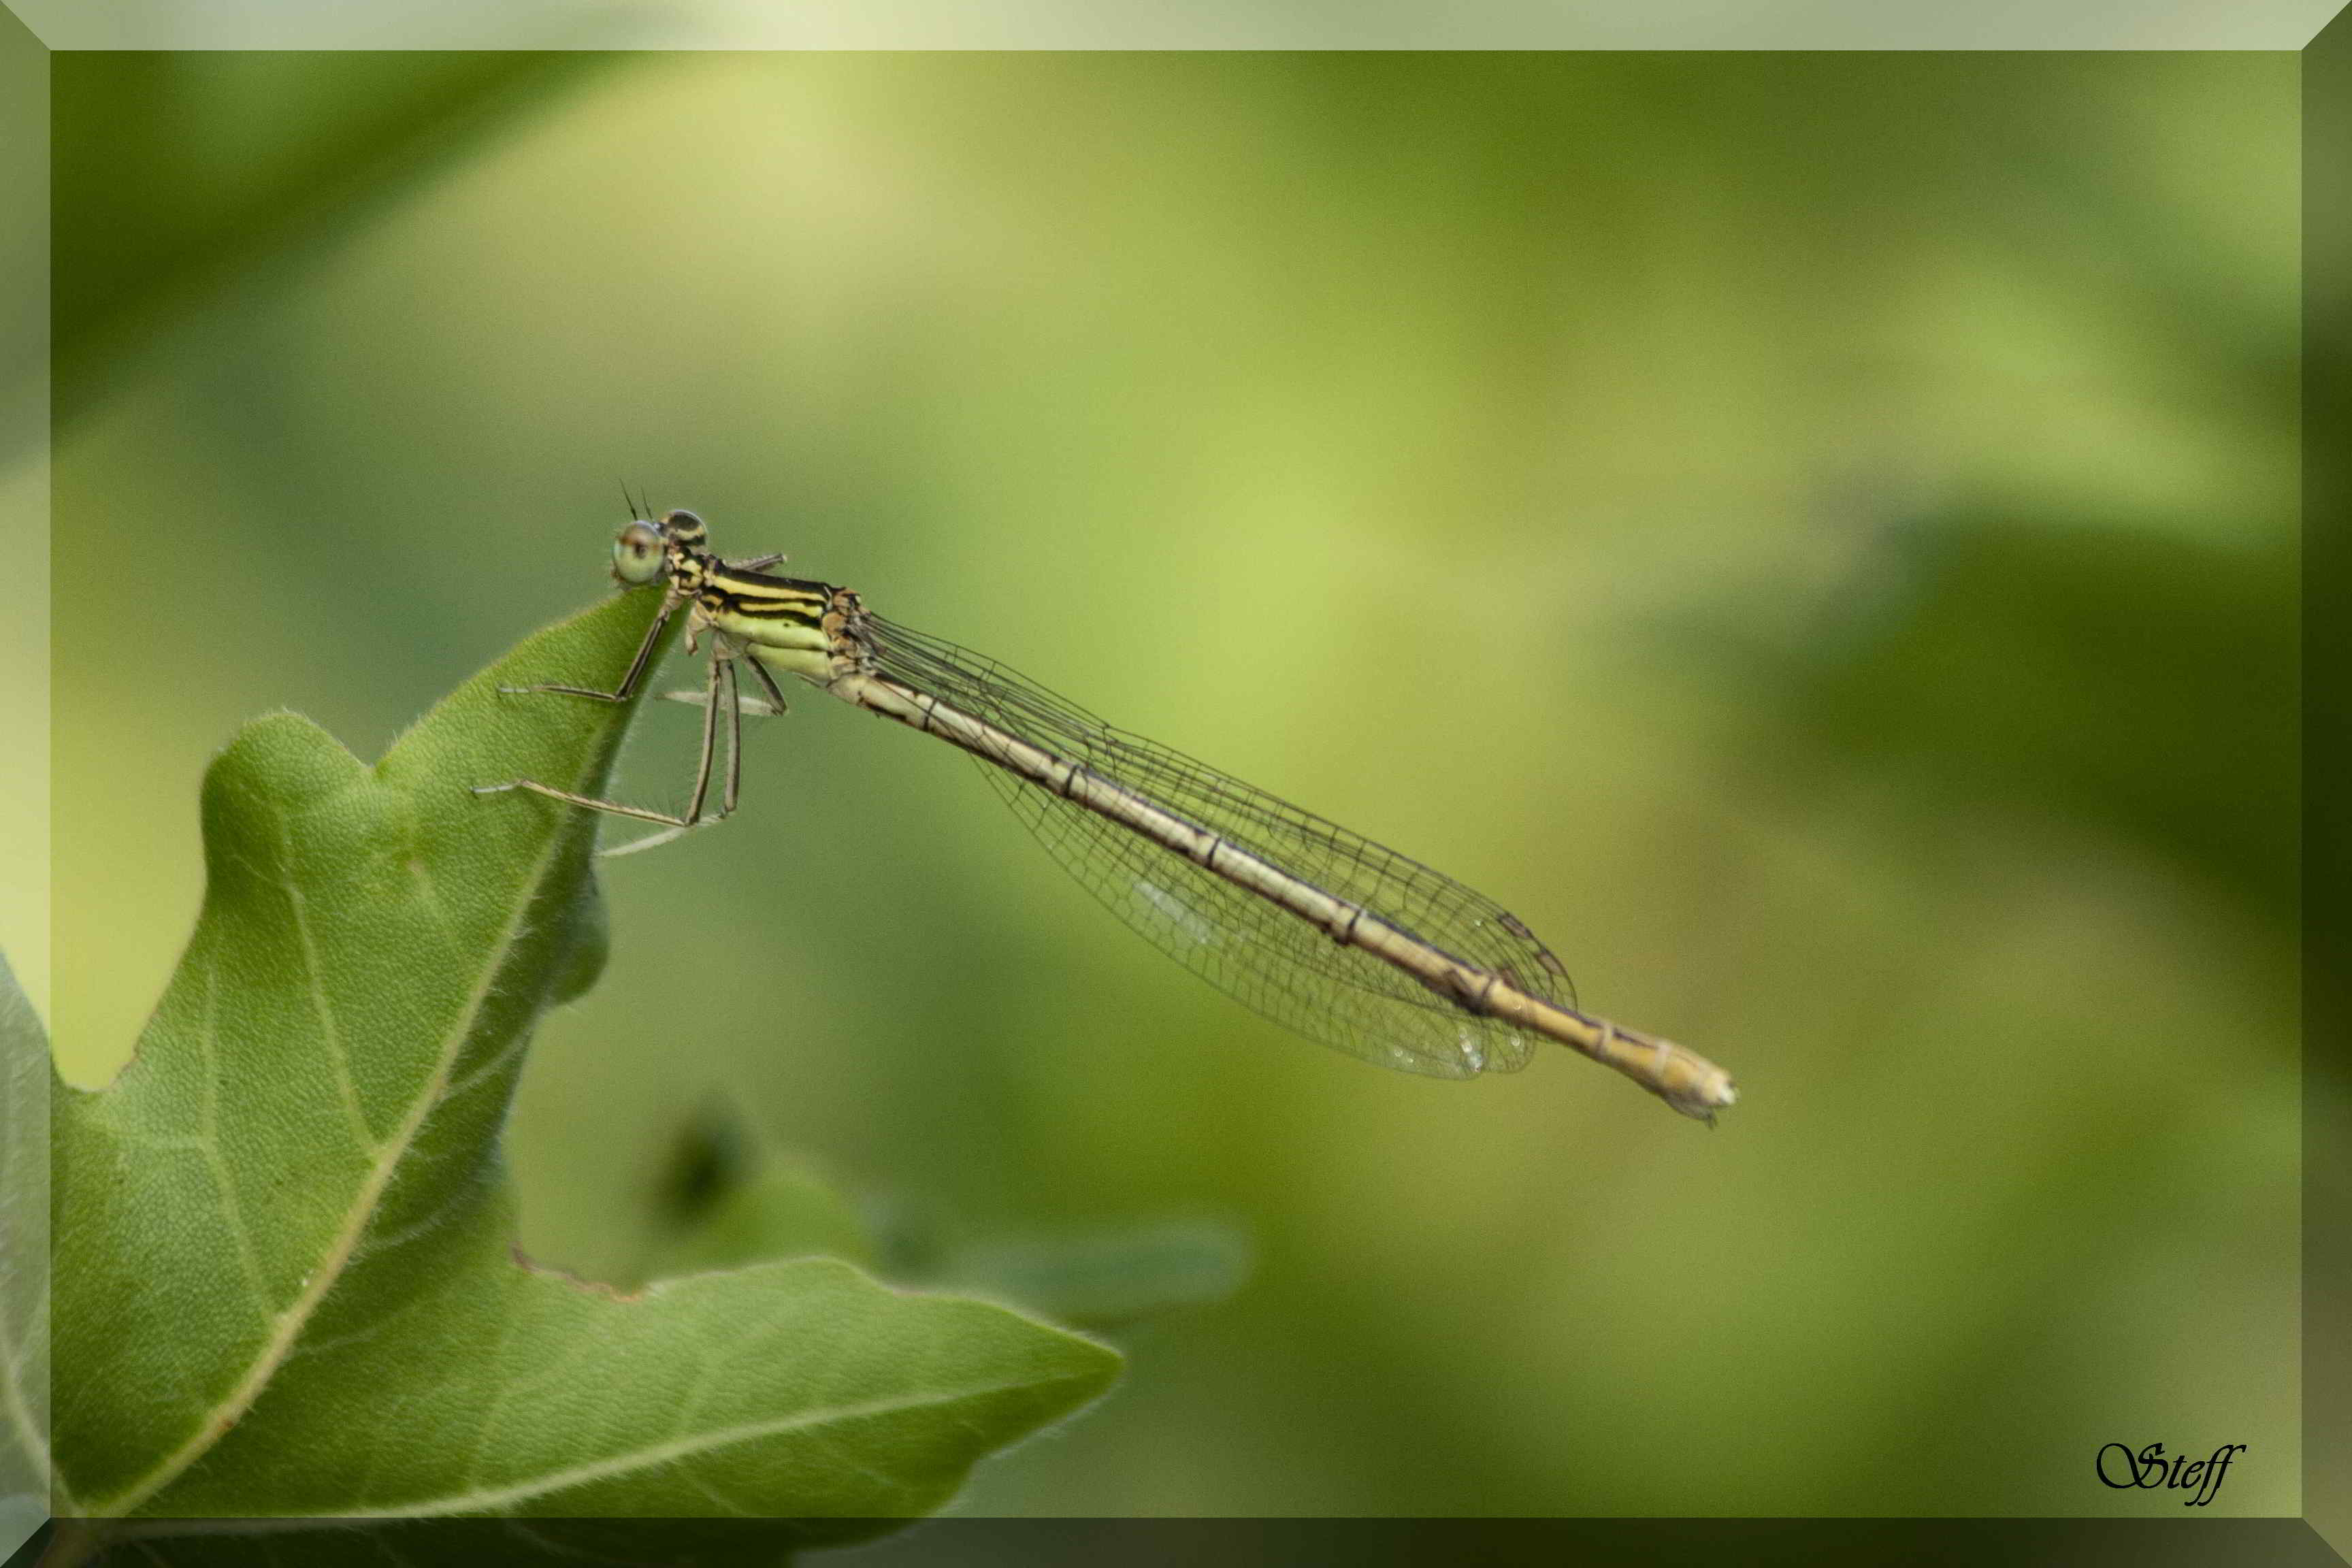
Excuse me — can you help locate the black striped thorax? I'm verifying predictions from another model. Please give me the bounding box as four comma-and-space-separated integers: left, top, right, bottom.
676, 546, 836, 631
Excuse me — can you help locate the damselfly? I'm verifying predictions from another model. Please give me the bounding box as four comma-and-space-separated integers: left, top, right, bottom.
476, 508, 1737, 1121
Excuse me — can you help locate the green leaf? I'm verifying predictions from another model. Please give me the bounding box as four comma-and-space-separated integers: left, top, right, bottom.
2, 951, 52, 1554
49, 591, 1120, 1531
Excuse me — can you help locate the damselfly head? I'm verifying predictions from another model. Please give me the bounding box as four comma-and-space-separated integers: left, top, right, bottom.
610, 519, 669, 586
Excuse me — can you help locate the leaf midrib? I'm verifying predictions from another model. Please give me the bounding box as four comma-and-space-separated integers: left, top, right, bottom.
333, 1374, 1100, 1519
85, 797, 581, 1518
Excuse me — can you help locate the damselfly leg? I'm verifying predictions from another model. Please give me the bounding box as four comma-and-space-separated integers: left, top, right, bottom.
474, 604, 746, 857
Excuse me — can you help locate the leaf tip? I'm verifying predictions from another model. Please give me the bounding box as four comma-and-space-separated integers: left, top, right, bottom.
204, 708, 368, 805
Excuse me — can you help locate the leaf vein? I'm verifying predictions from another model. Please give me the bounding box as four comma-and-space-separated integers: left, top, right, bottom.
342, 1375, 1077, 1518
271, 803, 380, 1156
682, 1469, 758, 1518
194, 955, 275, 1321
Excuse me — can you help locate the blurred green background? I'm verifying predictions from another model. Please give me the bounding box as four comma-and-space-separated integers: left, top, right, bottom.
46, 52, 2298, 1518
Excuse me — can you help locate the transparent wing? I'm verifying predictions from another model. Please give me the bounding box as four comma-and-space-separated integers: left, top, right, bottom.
861, 615, 1577, 1080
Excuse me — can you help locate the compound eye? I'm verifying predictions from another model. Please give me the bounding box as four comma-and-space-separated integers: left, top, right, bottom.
611, 521, 667, 585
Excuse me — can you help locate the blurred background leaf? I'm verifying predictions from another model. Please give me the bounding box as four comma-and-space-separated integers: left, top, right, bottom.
50, 50, 2298, 1521
1710, 505, 2296, 924
48, 52, 610, 442
902, 1220, 1250, 1338
632, 1102, 883, 1283
633, 1101, 1247, 1335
